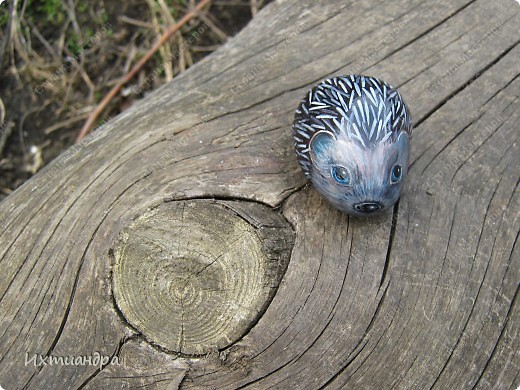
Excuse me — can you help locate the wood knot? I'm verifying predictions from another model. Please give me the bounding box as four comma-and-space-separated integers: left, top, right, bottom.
112, 200, 294, 355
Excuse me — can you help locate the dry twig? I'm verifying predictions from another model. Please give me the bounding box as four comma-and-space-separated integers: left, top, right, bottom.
76, 0, 212, 142
251, 0, 258, 17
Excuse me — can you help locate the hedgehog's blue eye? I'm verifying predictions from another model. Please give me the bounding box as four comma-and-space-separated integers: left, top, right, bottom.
331, 165, 351, 185
391, 164, 402, 184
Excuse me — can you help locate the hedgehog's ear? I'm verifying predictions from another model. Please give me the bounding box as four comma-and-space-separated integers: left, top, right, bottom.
396, 131, 410, 162
310, 132, 335, 162
396, 131, 409, 151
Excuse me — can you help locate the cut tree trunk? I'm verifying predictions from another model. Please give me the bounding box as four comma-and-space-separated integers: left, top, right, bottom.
0, 0, 518, 389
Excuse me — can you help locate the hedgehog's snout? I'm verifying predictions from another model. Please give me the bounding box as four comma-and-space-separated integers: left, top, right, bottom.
353, 201, 382, 214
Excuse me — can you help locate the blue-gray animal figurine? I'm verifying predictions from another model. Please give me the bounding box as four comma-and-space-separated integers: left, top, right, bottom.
293, 75, 412, 216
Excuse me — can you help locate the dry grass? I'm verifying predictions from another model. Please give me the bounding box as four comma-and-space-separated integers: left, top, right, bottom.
0, 0, 270, 200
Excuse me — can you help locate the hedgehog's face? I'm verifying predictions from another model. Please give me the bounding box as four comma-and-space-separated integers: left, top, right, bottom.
309, 131, 409, 216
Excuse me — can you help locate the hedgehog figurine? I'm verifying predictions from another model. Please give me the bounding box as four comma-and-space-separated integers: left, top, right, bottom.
293, 75, 412, 216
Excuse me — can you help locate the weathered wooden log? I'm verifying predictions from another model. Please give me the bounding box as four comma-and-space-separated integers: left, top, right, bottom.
0, 0, 518, 389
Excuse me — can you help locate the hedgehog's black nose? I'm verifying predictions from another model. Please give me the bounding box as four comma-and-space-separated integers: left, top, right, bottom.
354, 202, 382, 213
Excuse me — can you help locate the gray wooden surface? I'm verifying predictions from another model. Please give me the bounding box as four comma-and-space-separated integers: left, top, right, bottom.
0, 0, 518, 389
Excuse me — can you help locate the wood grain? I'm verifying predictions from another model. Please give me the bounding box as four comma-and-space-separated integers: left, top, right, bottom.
112, 200, 294, 355
0, 0, 518, 388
